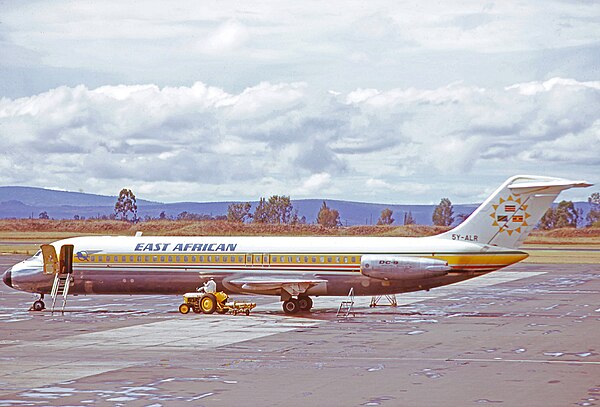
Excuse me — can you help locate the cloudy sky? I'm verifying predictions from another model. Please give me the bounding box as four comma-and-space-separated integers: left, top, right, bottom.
1, 1, 598, 204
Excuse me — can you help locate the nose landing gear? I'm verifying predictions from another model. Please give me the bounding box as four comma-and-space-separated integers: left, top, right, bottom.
30, 294, 45, 311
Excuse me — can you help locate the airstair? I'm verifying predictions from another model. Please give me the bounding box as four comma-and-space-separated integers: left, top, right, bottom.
41, 243, 74, 315
50, 272, 72, 315
369, 294, 398, 308
337, 287, 355, 318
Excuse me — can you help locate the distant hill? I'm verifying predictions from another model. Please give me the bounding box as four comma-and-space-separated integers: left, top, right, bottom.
0, 186, 592, 226
0, 186, 158, 207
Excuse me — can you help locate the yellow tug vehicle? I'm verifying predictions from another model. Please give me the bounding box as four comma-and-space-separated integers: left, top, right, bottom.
178, 280, 256, 316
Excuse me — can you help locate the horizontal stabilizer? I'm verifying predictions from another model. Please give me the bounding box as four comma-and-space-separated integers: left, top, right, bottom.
437, 175, 593, 248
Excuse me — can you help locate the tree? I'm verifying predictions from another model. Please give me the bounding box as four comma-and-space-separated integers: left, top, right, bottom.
227, 202, 252, 223
539, 200, 581, 229
586, 192, 600, 227
252, 198, 270, 224
455, 212, 472, 225
317, 201, 341, 228
403, 211, 416, 225
158, 211, 167, 220
176, 211, 190, 221
252, 195, 296, 224
267, 195, 294, 224
377, 208, 394, 225
176, 212, 215, 221
114, 188, 138, 222
432, 198, 454, 226
38, 211, 49, 220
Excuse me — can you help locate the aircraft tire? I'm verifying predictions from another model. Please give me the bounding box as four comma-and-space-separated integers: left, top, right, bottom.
298, 296, 313, 311
283, 298, 300, 314
200, 294, 217, 314
32, 300, 45, 311
179, 303, 190, 314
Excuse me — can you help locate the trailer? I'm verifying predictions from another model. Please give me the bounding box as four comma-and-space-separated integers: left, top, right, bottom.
178, 291, 256, 316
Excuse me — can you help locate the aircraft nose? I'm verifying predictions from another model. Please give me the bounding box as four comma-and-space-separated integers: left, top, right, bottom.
2, 268, 12, 288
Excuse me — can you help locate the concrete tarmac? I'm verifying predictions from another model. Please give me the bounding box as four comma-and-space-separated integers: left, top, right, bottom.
0, 254, 599, 406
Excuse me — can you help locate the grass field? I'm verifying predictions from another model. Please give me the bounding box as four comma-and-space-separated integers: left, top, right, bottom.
0, 220, 598, 263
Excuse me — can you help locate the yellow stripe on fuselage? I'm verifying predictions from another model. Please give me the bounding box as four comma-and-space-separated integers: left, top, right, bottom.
73, 251, 528, 272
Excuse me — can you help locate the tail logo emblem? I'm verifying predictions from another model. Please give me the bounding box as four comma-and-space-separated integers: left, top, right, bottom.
490, 195, 531, 236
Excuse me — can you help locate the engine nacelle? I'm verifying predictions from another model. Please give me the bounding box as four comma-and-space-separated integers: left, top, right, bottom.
360, 255, 450, 281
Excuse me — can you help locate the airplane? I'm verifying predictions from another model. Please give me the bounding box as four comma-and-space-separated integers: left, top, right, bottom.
1, 175, 592, 314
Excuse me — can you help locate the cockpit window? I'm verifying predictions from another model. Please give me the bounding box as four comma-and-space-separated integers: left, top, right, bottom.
28, 250, 43, 260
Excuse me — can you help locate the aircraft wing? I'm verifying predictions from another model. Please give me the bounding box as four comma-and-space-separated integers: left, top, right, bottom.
226, 276, 326, 296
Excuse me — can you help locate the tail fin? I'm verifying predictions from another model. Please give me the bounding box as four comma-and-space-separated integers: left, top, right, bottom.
438, 175, 592, 249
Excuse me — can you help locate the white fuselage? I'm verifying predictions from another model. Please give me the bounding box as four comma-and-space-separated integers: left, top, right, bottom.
5, 234, 527, 297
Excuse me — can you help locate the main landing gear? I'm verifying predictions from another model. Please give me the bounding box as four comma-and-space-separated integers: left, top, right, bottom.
30, 294, 45, 311
282, 295, 313, 314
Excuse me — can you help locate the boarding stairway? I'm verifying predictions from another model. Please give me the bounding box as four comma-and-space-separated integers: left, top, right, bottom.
41, 243, 75, 315
337, 287, 355, 318
50, 272, 72, 315
369, 294, 397, 308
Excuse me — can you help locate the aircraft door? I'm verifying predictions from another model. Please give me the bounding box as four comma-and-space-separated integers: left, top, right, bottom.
41, 244, 59, 275
59, 244, 74, 274
40, 244, 74, 275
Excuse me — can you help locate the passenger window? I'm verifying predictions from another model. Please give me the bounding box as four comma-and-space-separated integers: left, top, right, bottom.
327, 257, 332, 263
351, 257, 356, 263
98, 256, 103, 262
272, 257, 277, 263
184, 256, 188, 262
312, 257, 316, 263
199, 256, 204, 262
145, 256, 149, 262
344, 257, 348, 263
176, 256, 181, 262
238, 256, 243, 262
336, 257, 340, 263
106, 256, 111, 262
160, 256, 165, 262
304, 256, 308, 263
320, 256, 325, 263
192, 256, 196, 262
137, 256, 141, 262
215, 256, 220, 262
208, 256, 212, 262
153, 256, 158, 262
168, 256, 173, 262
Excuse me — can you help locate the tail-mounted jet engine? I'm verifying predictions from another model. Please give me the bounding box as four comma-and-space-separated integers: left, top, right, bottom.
360, 255, 450, 281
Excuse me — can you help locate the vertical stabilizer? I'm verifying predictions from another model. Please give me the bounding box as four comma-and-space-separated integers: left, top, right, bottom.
437, 176, 592, 249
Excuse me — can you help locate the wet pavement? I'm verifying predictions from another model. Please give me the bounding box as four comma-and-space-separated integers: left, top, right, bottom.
0, 254, 599, 406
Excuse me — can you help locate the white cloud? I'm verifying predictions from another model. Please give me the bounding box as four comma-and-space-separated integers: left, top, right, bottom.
200, 20, 250, 54
294, 173, 332, 195
506, 77, 600, 96
2, 1, 599, 99
0, 77, 598, 203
